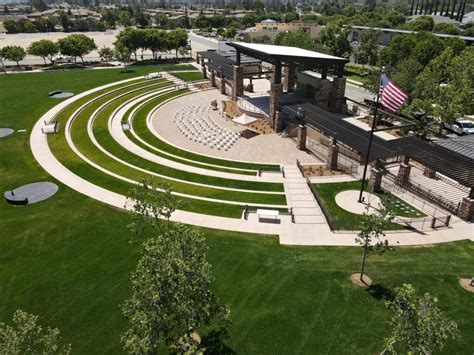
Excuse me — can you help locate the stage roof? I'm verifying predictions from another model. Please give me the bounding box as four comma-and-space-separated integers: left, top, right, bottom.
226, 42, 349, 65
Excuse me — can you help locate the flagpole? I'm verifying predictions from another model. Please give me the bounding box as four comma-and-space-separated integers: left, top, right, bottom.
358, 66, 385, 203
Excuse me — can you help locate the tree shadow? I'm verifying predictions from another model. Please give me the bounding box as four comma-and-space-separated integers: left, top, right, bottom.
200, 330, 235, 355
365, 284, 394, 301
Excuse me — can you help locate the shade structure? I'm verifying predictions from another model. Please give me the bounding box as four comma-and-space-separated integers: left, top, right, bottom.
232, 113, 258, 126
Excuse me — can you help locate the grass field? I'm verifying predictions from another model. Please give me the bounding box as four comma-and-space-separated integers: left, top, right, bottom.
172, 71, 204, 82
314, 180, 426, 230
1, 67, 473, 354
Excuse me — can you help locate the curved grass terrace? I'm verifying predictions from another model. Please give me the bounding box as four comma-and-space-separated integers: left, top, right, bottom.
47, 78, 287, 217
122, 94, 257, 176
130, 95, 281, 172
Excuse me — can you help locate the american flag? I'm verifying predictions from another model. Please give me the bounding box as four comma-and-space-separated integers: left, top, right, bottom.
378, 74, 408, 112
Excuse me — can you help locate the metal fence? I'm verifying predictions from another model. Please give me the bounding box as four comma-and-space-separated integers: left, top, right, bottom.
306, 138, 359, 175
383, 172, 460, 215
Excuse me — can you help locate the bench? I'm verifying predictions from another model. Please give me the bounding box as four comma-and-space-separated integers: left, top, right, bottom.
146, 72, 162, 79
257, 209, 279, 222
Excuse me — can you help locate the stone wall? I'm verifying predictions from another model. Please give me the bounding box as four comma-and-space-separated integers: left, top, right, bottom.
231, 65, 244, 101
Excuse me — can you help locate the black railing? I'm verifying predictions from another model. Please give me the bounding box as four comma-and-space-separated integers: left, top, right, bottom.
295, 159, 304, 176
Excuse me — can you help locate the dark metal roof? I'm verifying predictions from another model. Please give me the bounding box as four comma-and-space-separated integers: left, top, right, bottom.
286, 103, 474, 188
434, 135, 474, 159
198, 51, 235, 80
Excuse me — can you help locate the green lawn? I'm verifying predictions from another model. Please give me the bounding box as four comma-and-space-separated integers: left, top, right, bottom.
172, 71, 204, 82
44, 80, 286, 210
313, 181, 426, 230
1, 68, 473, 354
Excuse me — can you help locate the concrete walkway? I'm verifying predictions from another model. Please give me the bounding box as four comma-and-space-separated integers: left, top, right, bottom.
30, 77, 474, 246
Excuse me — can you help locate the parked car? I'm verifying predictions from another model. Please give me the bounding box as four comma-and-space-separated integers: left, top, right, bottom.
444, 119, 474, 135
52, 54, 73, 64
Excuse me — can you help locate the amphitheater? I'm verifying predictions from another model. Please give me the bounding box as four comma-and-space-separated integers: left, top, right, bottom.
31, 72, 473, 246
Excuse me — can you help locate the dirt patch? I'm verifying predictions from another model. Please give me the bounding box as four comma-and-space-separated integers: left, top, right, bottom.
459, 278, 474, 293
351, 273, 373, 287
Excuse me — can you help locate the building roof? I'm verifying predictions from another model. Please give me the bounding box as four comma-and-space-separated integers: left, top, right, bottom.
226, 42, 348, 63
435, 134, 474, 159
261, 19, 276, 24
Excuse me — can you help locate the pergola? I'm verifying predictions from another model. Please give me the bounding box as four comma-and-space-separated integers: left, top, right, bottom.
197, 42, 350, 132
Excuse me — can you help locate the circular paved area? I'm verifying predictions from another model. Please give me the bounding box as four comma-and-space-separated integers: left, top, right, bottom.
50, 92, 74, 99
335, 190, 382, 215
0, 128, 14, 138
4, 182, 58, 205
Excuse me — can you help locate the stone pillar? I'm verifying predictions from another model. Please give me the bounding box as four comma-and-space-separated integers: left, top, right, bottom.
315, 79, 332, 110
283, 65, 296, 93
423, 166, 436, 178
220, 78, 226, 95
368, 160, 384, 193
457, 196, 474, 221
269, 83, 283, 130
274, 111, 283, 133
232, 65, 243, 101
330, 77, 346, 113
196, 54, 200, 64
395, 156, 411, 185
296, 124, 307, 151
210, 70, 216, 87
326, 139, 339, 170
201, 64, 207, 79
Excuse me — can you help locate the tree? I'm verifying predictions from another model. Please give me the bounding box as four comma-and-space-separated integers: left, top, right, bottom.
0, 48, 6, 74
115, 28, 142, 61
126, 179, 182, 237
121, 223, 230, 354
434, 23, 461, 35
118, 11, 133, 27
58, 34, 96, 63
1, 45, 26, 69
0, 309, 71, 354
144, 28, 168, 60
318, 20, 352, 58
134, 8, 150, 28
275, 29, 315, 51
98, 46, 114, 64
355, 200, 393, 283
168, 28, 188, 59
28, 39, 58, 65
3, 19, 17, 34
383, 284, 460, 354
114, 41, 131, 68
357, 29, 381, 67
59, 11, 72, 32
407, 15, 434, 31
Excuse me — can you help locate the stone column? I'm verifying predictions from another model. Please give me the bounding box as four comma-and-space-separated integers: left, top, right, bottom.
326, 139, 339, 170
368, 160, 384, 193
331, 77, 346, 113
196, 54, 200, 64
423, 166, 436, 178
220, 78, 226, 95
395, 156, 411, 185
269, 83, 283, 130
232, 65, 243, 101
210, 70, 216, 87
296, 124, 307, 151
315, 79, 332, 110
274, 111, 283, 133
283, 64, 296, 93
201, 64, 207, 79
457, 189, 474, 220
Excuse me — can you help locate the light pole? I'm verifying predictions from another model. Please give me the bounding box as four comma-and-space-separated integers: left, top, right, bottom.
358, 67, 384, 203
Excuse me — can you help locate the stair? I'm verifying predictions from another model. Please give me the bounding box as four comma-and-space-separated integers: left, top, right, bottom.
161, 72, 200, 92
283, 164, 325, 224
